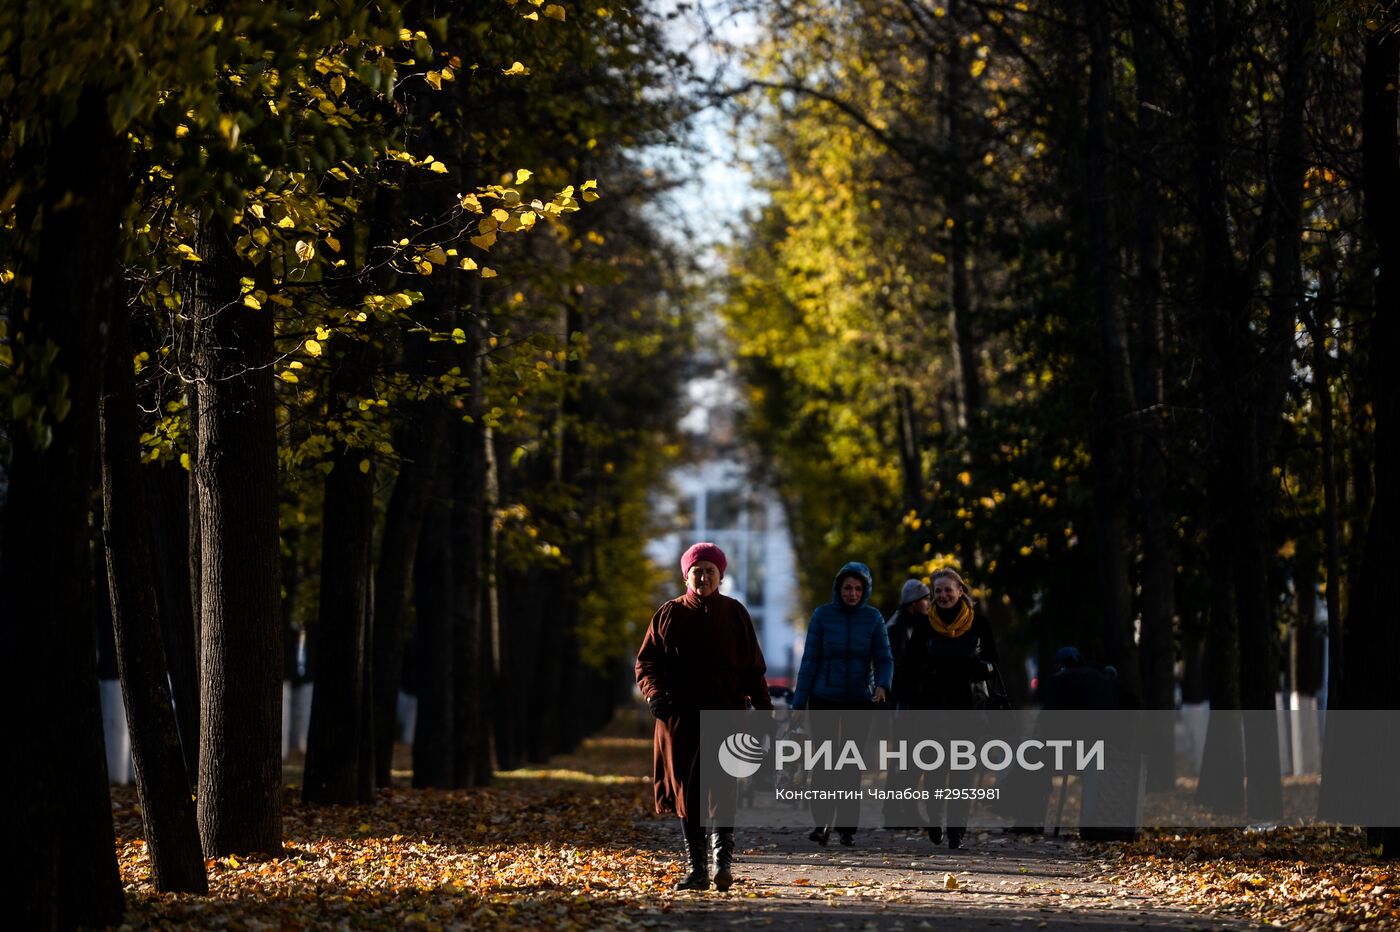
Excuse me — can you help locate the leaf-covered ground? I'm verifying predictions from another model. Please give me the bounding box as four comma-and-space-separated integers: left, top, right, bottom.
1089, 827, 1398, 931
115, 735, 678, 929
113, 728, 1396, 930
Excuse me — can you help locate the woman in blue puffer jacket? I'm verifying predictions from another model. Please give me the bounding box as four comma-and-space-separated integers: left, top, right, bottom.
792, 561, 894, 846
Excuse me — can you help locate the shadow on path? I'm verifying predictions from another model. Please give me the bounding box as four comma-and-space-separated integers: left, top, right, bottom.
637, 823, 1266, 931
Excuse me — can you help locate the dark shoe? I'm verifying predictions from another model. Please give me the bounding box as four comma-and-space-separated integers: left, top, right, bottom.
838, 831, 855, 846
808, 827, 830, 846
676, 823, 710, 891
926, 826, 943, 845
947, 828, 965, 850
1005, 825, 1044, 835
711, 828, 736, 892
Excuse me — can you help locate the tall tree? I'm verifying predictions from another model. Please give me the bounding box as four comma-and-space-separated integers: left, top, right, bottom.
189, 220, 284, 855
2, 86, 129, 930
100, 287, 208, 892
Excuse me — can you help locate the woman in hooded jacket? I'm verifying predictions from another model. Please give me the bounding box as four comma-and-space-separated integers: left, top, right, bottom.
792, 561, 894, 846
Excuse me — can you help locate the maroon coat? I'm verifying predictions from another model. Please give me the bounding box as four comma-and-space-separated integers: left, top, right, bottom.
635, 589, 773, 818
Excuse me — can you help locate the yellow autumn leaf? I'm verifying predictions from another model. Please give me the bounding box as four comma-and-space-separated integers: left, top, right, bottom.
304, 339, 322, 357
515, 168, 532, 184
544, 4, 566, 20
0, 269, 13, 284
276, 215, 295, 229
471, 231, 497, 250
359, 459, 370, 474
425, 70, 442, 90
243, 295, 262, 309
279, 370, 298, 383
429, 160, 447, 174
970, 58, 987, 78
459, 194, 482, 213
480, 268, 498, 278
502, 61, 530, 76
324, 235, 341, 253
424, 246, 447, 265
294, 240, 315, 263
330, 75, 346, 97
491, 208, 510, 222
459, 257, 478, 270
248, 204, 265, 219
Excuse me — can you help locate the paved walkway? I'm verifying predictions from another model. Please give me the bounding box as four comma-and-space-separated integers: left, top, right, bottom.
634, 824, 1266, 930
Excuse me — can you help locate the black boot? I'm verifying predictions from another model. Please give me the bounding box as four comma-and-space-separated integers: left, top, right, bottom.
947, 827, 965, 850
676, 822, 710, 891
711, 828, 736, 892
926, 826, 943, 845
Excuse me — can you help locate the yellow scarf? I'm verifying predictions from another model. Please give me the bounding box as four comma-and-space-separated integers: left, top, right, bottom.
929, 598, 974, 638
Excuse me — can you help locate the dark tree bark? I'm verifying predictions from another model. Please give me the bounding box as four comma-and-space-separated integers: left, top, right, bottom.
1125, 0, 1177, 792
303, 330, 379, 805
2, 86, 127, 930
144, 460, 200, 778
943, 0, 984, 427
1188, 0, 1246, 815
101, 293, 208, 892
1343, 0, 1400, 858
189, 219, 283, 856
303, 443, 376, 804
450, 316, 492, 787
411, 467, 456, 787
371, 402, 445, 785
1082, 0, 1139, 699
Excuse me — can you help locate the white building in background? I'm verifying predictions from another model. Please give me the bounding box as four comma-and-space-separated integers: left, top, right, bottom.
647, 460, 801, 679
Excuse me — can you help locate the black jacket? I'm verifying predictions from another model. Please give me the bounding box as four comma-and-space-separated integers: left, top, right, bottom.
898, 609, 1001, 710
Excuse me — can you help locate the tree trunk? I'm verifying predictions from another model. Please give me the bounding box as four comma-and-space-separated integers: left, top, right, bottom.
303, 445, 376, 804
101, 291, 208, 892
303, 330, 379, 804
411, 467, 456, 787
2, 86, 127, 929
1126, 0, 1177, 792
190, 219, 283, 856
1083, 0, 1139, 699
144, 460, 200, 778
450, 411, 490, 786
943, 0, 983, 427
1349, 0, 1400, 858
371, 403, 445, 784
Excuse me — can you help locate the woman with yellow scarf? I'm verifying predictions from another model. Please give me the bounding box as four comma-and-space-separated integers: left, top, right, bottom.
899, 568, 1004, 849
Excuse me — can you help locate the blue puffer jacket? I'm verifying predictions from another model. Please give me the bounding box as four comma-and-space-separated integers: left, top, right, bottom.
793, 562, 894, 708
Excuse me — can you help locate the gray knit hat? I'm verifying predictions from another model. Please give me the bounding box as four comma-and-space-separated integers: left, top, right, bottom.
900, 578, 931, 605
